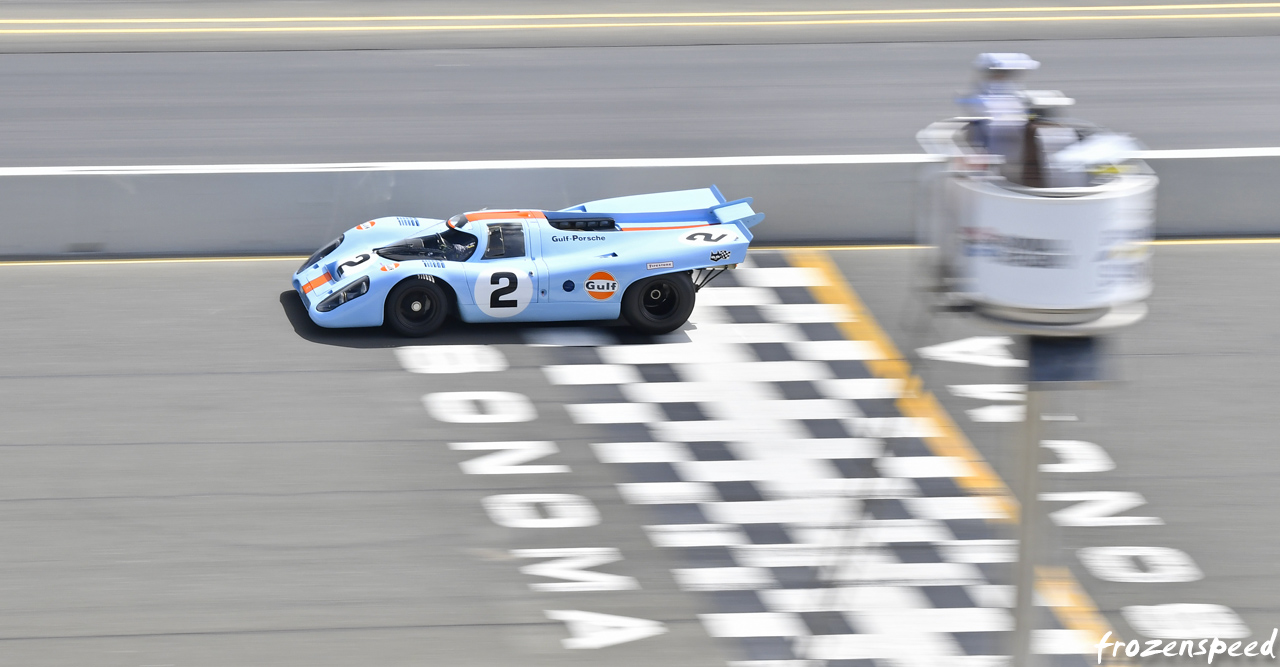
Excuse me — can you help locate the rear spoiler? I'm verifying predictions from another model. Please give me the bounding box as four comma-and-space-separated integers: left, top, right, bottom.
558, 185, 765, 230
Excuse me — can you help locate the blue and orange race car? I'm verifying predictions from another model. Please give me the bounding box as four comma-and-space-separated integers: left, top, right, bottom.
292, 187, 764, 336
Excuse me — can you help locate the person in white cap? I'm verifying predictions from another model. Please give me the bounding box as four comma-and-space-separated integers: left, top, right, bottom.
958, 53, 1040, 169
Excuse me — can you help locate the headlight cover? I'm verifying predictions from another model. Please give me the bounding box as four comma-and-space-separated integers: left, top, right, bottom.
316, 276, 369, 312
298, 234, 344, 274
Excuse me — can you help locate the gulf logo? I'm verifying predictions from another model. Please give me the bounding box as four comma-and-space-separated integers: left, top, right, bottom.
584, 271, 618, 300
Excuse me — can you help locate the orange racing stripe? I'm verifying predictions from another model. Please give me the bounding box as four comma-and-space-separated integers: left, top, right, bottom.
302, 272, 332, 293
464, 210, 546, 222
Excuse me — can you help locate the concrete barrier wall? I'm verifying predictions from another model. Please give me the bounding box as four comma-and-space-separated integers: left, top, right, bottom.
0, 154, 1275, 257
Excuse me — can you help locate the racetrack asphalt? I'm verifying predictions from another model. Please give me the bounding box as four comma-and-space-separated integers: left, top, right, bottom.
0, 244, 1275, 665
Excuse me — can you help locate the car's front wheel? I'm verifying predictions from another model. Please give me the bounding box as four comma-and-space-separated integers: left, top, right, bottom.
385, 278, 450, 337
621, 272, 696, 335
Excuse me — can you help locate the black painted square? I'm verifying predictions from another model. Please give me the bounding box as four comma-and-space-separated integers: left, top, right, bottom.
865, 498, 912, 520
715, 480, 765, 502
771, 566, 822, 588
833, 458, 878, 478
749, 252, 791, 268
744, 523, 793, 544
706, 590, 767, 613
638, 363, 681, 383
548, 346, 604, 365
689, 441, 736, 461
800, 611, 855, 635
953, 631, 1008, 656
884, 438, 933, 457
679, 546, 738, 568
724, 305, 767, 324
915, 477, 967, 498
778, 381, 823, 400
774, 285, 817, 304
739, 636, 794, 661
623, 462, 682, 483
649, 503, 709, 524
945, 520, 1001, 541
750, 342, 793, 361
922, 586, 977, 609
803, 419, 851, 439
661, 402, 708, 421
828, 360, 874, 379
889, 542, 943, 563
800, 322, 846, 341
857, 399, 901, 418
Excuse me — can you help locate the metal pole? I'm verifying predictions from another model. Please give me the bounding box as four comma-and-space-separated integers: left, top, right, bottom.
1012, 386, 1044, 667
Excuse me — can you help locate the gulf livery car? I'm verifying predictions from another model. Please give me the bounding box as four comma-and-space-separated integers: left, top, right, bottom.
292, 186, 764, 336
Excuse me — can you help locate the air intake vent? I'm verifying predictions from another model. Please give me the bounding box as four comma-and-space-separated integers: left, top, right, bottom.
547, 217, 617, 231
397, 217, 420, 227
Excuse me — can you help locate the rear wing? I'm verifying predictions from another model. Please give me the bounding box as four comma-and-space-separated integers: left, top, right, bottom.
556, 186, 765, 235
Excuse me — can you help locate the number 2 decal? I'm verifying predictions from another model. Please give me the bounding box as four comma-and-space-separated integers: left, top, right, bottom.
685, 232, 728, 243
337, 253, 371, 276
475, 268, 534, 318
490, 272, 519, 309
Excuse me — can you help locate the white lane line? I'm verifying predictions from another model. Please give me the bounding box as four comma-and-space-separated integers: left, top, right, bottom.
1, 147, 1267, 177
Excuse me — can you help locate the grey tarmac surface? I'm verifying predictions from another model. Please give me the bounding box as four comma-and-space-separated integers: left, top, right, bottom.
0, 9, 1279, 165
1, 245, 1276, 665
833, 243, 1280, 646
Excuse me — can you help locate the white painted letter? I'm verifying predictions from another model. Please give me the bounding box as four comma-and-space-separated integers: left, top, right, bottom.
917, 336, 1027, 367
948, 384, 1026, 401
1041, 440, 1115, 473
451, 441, 570, 475
1041, 491, 1164, 527
395, 345, 507, 374
1122, 604, 1250, 639
545, 610, 668, 649
424, 391, 536, 423
513, 548, 639, 592
1078, 546, 1202, 583
483, 494, 600, 528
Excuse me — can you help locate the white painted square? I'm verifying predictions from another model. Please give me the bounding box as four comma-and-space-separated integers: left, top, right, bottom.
672, 567, 777, 591
1034, 629, 1095, 655
523, 327, 617, 347
565, 402, 664, 424
801, 634, 897, 661
675, 459, 839, 483
852, 417, 941, 438
904, 496, 1010, 521
759, 303, 855, 323
682, 322, 805, 344
695, 286, 781, 306
644, 523, 749, 547
731, 544, 834, 568
678, 360, 834, 383
651, 419, 810, 443
621, 380, 780, 403
876, 456, 973, 479
599, 342, 754, 365
700, 612, 810, 638
616, 482, 718, 504
757, 477, 916, 500
858, 519, 955, 544
815, 378, 905, 400
590, 441, 691, 463
725, 399, 860, 421
786, 339, 883, 361
703, 498, 856, 526
731, 438, 882, 461
938, 540, 1018, 564
840, 561, 987, 586
543, 364, 642, 385
878, 607, 1013, 633
735, 266, 828, 287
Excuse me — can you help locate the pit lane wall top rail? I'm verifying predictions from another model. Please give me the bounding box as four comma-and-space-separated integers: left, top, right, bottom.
0, 149, 1275, 257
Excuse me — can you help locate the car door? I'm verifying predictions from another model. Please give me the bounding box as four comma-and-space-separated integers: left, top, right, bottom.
466, 221, 541, 320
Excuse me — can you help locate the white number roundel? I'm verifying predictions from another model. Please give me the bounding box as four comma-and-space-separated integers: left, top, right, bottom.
475, 268, 533, 318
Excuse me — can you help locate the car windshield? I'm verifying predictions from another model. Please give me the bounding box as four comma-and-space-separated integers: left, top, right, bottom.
376, 227, 478, 262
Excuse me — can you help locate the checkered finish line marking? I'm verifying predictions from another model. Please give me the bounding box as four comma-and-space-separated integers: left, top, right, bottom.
536, 250, 1116, 667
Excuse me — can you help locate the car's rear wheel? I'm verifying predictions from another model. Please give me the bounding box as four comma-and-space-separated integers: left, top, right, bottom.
621, 272, 696, 335
385, 278, 450, 337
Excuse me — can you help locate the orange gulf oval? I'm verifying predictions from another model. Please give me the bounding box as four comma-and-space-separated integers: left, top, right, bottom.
584, 271, 619, 300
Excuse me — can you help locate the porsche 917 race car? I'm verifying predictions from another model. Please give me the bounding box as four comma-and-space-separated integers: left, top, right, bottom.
292, 186, 765, 336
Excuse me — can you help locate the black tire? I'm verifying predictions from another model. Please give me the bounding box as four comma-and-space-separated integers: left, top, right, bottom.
385, 278, 450, 337
621, 272, 696, 335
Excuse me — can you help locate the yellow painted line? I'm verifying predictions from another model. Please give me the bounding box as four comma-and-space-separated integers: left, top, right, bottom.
0, 256, 303, 267
1152, 237, 1280, 245
3, 4, 1280, 24
786, 248, 1015, 513
2, 11, 1280, 35
786, 247, 1117, 660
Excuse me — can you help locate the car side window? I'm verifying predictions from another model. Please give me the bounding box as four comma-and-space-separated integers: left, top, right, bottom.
482, 223, 526, 259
